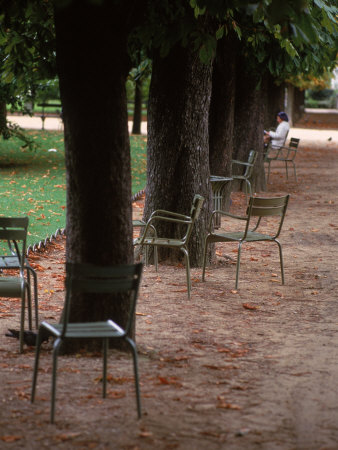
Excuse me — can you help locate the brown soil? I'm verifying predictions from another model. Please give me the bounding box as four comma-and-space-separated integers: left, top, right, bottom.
1, 116, 338, 449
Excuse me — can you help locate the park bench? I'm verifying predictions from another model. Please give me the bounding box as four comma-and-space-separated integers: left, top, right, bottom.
38, 103, 62, 130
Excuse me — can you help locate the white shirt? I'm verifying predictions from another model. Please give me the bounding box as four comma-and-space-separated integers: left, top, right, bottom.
269, 121, 290, 147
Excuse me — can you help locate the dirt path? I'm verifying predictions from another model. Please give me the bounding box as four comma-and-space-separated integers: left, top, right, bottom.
0, 121, 338, 449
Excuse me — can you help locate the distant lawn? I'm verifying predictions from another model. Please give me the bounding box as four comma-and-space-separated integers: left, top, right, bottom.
0, 130, 147, 249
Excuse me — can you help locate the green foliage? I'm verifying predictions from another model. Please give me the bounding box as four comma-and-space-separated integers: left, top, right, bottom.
0, 1, 56, 99
305, 88, 337, 108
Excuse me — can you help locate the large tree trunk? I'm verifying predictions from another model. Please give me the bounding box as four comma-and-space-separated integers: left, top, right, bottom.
209, 34, 237, 177
209, 34, 237, 210
264, 76, 285, 129
144, 45, 213, 266
132, 78, 142, 135
54, 1, 137, 352
233, 59, 266, 193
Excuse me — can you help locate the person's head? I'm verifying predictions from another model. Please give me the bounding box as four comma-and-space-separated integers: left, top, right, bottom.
277, 111, 289, 123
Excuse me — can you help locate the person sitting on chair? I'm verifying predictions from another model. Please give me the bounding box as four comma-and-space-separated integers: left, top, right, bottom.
264, 111, 290, 147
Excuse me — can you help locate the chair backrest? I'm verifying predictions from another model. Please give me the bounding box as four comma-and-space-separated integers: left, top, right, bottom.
243, 150, 258, 178
282, 137, 300, 161
289, 137, 300, 149
0, 217, 28, 268
245, 195, 290, 239
184, 194, 204, 243
62, 262, 143, 336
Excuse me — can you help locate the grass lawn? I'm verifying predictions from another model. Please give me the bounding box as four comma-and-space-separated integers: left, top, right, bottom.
0, 130, 147, 249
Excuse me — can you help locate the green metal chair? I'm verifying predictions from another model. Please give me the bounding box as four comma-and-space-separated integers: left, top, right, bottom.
31, 262, 143, 424
133, 194, 204, 299
0, 235, 38, 330
264, 138, 300, 182
202, 195, 289, 289
231, 150, 258, 202
0, 217, 36, 353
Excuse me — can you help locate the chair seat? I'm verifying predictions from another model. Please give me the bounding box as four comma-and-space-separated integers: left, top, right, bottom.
0, 277, 24, 296
0, 255, 21, 268
41, 320, 126, 339
134, 236, 185, 248
207, 231, 276, 243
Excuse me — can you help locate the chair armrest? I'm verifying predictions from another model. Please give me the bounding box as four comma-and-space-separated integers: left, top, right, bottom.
136, 214, 192, 245
208, 210, 247, 232
149, 209, 191, 221
231, 160, 252, 167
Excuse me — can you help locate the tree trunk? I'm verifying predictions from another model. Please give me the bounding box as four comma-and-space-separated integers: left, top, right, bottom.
131, 78, 142, 134
292, 87, 305, 126
144, 45, 213, 266
54, 1, 137, 352
0, 101, 9, 139
209, 34, 237, 210
233, 59, 266, 193
264, 76, 285, 129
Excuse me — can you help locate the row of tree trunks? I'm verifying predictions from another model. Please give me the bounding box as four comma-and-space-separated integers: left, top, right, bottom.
144, 45, 213, 266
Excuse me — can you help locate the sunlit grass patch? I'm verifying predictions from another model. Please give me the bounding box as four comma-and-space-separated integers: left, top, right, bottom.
0, 130, 146, 248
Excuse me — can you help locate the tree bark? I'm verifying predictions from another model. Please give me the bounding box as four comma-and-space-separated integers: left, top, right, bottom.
291, 87, 305, 126
54, 1, 139, 352
209, 34, 237, 177
264, 76, 285, 129
144, 45, 213, 266
209, 34, 237, 210
132, 78, 142, 134
233, 58, 266, 193
0, 101, 9, 139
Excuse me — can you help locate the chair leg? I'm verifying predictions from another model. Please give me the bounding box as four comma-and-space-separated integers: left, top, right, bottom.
26, 283, 33, 331
275, 239, 285, 284
267, 162, 271, 183
31, 327, 43, 402
245, 179, 252, 203
125, 337, 142, 419
27, 267, 39, 329
235, 242, 243, 289
51, 338, 62, 424
20, 292, 26, 353
292, 161, 297, 182
202, 237, 209, 282
103, 338, 108, 398
285, 161, 288, 179
181, 247, 191, 299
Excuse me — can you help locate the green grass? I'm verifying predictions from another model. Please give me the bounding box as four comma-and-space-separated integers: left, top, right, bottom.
0, 130, 147, 249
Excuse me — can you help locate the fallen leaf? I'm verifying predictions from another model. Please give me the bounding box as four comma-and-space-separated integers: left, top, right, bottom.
242, 303, 260, 310
0, 436, 22, 442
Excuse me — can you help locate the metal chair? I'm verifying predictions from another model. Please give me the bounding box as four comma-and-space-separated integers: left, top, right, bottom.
0, 217, 36, 353
133, 194, 204, 299
202, 195, 290, 289
264, 138, 300, 182
231, 150, 258, 202
0, 237, 38, 328
31, 262, 143, 423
